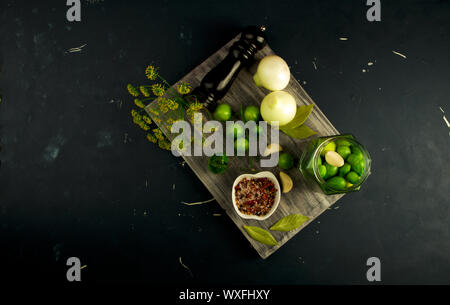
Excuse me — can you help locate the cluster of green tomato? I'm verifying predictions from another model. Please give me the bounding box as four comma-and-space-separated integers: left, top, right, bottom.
213, 103, 296, 171
213, 103, 262, 152
318, 139, 366, 190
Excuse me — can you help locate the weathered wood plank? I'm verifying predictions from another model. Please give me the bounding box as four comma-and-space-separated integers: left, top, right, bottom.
146, 36, 344, 259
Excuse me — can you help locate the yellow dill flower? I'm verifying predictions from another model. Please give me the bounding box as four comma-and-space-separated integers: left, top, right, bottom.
177, 82, 191, 95
153, 117, 162, 124
157, 97, 171, 113
133, 112, 142, 122
145, 65, 158, 80
147, 133, 157, 143
188, 101, 204, 112
152, 83, 165, 97
139, 86, 150, 97
168, 99, 179, 110
139, 121, 150, 131
158, 139, 171, 150
186, 101, 204, 122
134, 98, 146, 109
133, 115, 143, 125
131, 109, 138, 118
153, 128, 165, 141
148, 107, 160, 116
193, 103, 203, 111
142, 115, 152, 125
127, 84, 139, 97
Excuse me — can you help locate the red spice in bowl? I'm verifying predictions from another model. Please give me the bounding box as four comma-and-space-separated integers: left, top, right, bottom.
234, 177, 278, 216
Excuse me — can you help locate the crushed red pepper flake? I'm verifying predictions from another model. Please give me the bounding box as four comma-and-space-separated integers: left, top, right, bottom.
234, 177, 277, 216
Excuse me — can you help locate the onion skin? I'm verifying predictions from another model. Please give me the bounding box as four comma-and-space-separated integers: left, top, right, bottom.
260, 91, 297, 126
253, 55, 290, 91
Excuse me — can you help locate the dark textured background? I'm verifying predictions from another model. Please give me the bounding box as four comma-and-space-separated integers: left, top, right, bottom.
0, 0, 449, 285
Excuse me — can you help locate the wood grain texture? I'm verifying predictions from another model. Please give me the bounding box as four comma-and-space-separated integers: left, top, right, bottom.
146, 36, 344, 259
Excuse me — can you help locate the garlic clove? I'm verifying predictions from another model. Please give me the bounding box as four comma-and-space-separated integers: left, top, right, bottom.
279, 171, 293, 193
325, 151, 345, 167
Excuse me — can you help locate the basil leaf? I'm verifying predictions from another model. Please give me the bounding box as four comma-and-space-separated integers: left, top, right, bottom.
280, 124, 317, 139
270, 214, 310, 232
282, 104, 314, 130
243, 226, 278, 246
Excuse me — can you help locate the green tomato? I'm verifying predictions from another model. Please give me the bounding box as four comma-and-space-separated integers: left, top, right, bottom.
347, 153, 363, 166
326, 176, 347, 190
234, 138, 249, 152
278, 152, 294, 170
321, 141, 336, 156
335, 139, 352, 146
208, 154, 229, 174
346, 171, 361, 184
352, 158, 365, 175
244, 105, 260, 122
318, 165, 327, 179
226, 123, 244, 138
213, 103, 232, 121
318, 156, 322, 166
337, 145, 351, 160
339, 163, 351, 177
351, 146, 363, 158
324, 163, 338, 178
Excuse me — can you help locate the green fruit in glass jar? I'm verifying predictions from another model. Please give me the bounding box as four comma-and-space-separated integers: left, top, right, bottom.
318, 156, 322, 166
339, 163, 351, 177
346, 171, 361, 184
351, 146, 363, 158
335, 139, 352, 146
244, 105, 260, 122
226, 123, 244, 138
318, 165, 327, 178
347, 153, 363, 166
234, 138, 249, 152
326, 176, 347, 190
321, 141, 336, 156
337, 145, 351, 160
324, 163, 338, 178
352, 158, 365, 176
278, 152, 294, 170
213, 103, 232, 121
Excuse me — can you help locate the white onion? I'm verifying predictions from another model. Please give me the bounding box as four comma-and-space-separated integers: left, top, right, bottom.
260, 91, 297, 126
253, 55, 290, 91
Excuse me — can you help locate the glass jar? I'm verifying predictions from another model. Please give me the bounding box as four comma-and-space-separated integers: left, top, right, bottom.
299, 134, 372, 195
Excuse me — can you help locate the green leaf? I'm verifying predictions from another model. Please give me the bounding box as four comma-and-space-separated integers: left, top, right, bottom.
280, 124, 317, 139
282, 104, 314, 130
270, 214, 310, 232
243, 226, 278, 246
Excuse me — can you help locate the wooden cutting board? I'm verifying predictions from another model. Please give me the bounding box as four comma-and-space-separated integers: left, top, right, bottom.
146, 35, 344, 259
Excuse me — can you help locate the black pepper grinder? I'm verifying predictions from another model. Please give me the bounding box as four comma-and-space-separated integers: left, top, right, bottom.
189, 25, 267, 111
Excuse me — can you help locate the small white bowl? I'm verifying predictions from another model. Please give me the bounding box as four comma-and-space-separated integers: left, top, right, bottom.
231, 171, 281, 221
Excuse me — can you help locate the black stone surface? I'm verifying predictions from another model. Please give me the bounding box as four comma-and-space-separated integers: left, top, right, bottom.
0, 0, 449, 285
